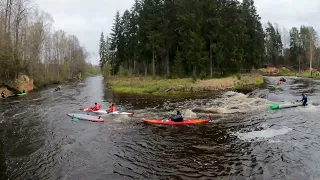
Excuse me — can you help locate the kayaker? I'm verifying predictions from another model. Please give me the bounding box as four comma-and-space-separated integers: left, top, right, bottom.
91, 102, 101, 111
301, 94, 308, 106
276, 81, 281, 85
22, 90, 25, 93
1, 91, 5, 99
280, 77, 286, 82
108, 104, 115, 113
170, 110, 184, 122
55, 85, 61, 91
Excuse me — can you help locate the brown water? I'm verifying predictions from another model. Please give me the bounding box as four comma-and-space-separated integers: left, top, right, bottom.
0, 76, 320, 179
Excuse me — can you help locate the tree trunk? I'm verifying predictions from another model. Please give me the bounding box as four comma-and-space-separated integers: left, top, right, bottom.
144, 60, 148, 76
128, 59, 131, 74
133, 60, 136, 75
166, 50, 170, 77
7, 0, 12, 34
310, 32, 313, 76
210, 44, 213, 78
4, 0, 9, 34
193, 66, 196, 77
44, 63, 47, 79
152, 42, 155, 76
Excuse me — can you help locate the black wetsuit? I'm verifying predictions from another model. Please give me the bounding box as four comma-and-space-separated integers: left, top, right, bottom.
302, 95, 308, 106
170, 114, 184, 122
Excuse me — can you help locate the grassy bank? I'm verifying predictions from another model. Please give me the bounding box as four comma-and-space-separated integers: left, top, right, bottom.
106, 73, 264, 96
279, 70, 320, 79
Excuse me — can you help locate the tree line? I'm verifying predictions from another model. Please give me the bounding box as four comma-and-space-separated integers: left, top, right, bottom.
99, 0, 319, 78
265, 22, 319, 71
0, 0, 97, 87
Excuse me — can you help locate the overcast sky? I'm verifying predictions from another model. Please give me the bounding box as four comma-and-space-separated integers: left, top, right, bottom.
34, 0, 320, 65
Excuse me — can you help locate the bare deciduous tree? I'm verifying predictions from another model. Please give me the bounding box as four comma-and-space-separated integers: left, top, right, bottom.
0, 0, 97, 86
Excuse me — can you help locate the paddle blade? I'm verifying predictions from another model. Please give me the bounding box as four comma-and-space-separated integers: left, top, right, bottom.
71, 117, 78, 121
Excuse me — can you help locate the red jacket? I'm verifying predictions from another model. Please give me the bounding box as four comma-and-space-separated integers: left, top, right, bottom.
91, 104, 101, 111
109, 106, 115, 112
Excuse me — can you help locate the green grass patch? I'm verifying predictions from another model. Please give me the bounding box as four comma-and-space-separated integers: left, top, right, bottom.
256, 76, 264, 86
108, 73, 264, 96
109, 76, 193, 95
279, 70, 319, 79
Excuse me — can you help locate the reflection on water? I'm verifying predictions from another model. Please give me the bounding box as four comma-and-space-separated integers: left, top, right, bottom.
0, 76, 320, 179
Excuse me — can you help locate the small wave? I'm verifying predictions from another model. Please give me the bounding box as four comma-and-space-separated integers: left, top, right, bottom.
222, 91, 239, 97
193, 107, 227, 114
32, 97, 45, 101
298, 103, 319, 112
12, 111, 29, 117
192, 91, 271, 114
183, 109, 197, 118
235, 127, 292, 141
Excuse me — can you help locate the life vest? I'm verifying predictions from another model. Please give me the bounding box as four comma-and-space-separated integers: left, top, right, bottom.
92, 104, 101, 111
109, 106, 115, 112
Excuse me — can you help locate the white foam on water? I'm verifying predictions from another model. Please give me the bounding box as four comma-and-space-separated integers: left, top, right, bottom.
12, 111, 28, 118
298, 103, 318, 112
266, 139, 282, 143
235, 127, 292, 141
183, 109, 197, 118
204, 91, 272, 114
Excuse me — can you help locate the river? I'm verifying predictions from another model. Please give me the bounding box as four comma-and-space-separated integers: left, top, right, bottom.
0, 76, 319, 179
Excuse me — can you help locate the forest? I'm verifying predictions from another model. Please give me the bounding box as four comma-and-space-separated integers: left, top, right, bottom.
0, 0, 98, 87
99, 0, 320, 78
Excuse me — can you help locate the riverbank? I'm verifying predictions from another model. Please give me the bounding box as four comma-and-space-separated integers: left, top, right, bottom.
106, 73, 264, 96
279, 71, 320, 79
1, 72, 100, 98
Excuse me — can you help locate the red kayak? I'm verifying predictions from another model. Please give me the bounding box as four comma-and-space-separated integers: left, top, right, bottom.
143, 119, 210, 125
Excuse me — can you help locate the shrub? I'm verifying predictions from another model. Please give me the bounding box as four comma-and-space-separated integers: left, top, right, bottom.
200, 71, 207, 80
236, 72, 241, 80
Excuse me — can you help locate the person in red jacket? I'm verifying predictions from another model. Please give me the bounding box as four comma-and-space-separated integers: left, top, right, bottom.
90, 102, 101, 111
108, 104, 115, 113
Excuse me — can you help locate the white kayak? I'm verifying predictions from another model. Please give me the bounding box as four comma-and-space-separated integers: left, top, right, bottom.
67, 113, 104, 122
80, 106, 134, 116
270, 101, 307, 110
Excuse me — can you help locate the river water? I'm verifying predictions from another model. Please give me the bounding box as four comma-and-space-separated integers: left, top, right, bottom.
0, 76, 319, 179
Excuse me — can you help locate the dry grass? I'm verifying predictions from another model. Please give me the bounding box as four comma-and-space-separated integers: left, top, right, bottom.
107, 73, 263, 96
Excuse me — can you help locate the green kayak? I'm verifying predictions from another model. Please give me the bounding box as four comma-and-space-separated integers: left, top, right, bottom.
269, 102, 304, 110
17, 92, 27, 96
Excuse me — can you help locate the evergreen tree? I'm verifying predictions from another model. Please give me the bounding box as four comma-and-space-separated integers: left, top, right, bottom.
105, 0, 320, 77
242, 0, 265, 69
99, 32, 106, 69
265, 22, 282, 66
110, 11, 123, 74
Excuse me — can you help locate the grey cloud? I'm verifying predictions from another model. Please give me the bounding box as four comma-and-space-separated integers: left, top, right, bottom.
35, 0, 320, 65
35, 0, 133, 65
255, 0, 320, 31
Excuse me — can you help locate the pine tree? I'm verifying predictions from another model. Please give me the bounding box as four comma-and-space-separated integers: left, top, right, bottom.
241, 0, 265, 69
110, 11, 124, 74
121, 10, 132, 71
265, 22, 283, 66
176, 0, 208, 76
161, 0, 179, 77
99, 32, 106, 69
105, 0, 276, 77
